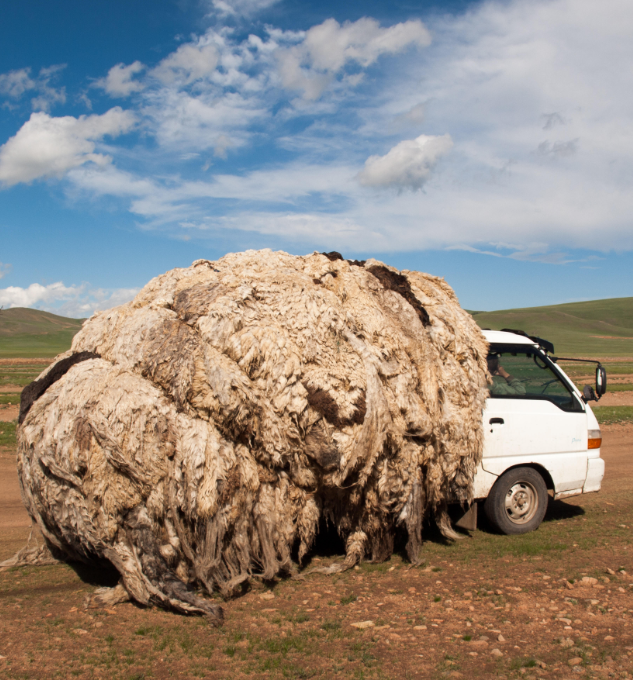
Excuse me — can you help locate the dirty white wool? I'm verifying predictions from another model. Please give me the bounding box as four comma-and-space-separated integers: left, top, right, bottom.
15, 250, 488, 620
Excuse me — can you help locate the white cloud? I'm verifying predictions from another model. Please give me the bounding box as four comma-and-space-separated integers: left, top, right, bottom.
151, 43, 219, 85
210, 0, 281, 16
277, 18, 431, 99
357, 134, 453, 191
4, 1, 633, 263
0, 65, 66, 112
95, 61, 145, 97
0, 107, 136, 186
0, 262, 12, 279
0, 282, 139, 317
0, 68, 35, 99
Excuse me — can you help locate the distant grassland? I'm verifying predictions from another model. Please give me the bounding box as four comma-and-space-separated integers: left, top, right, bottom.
0, 308, 84, 358
471, 296, 633, 357
592, 405, 633, 425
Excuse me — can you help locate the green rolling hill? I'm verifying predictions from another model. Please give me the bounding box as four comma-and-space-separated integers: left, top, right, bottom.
470, 297, 633, 357
0, 308, 85, 358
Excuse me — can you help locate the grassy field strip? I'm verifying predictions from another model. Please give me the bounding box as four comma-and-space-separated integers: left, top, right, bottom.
0, 422, 16, 447
592, 406, 633, 425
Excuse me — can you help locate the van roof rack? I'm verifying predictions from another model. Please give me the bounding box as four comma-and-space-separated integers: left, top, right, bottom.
500, 328, 555, 354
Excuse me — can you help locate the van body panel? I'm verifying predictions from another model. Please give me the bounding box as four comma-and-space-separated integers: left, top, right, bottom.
482, 398, 588, 492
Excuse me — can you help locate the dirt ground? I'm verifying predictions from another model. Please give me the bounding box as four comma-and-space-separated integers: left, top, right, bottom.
591, 392, 633, 407
0, 404, 19, 421
1, 428, 632, 680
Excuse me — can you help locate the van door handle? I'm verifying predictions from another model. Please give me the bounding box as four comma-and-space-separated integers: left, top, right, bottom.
489, 418, 504, 425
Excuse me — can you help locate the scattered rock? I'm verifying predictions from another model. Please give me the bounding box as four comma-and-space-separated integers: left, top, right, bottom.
498, 634, 506, 642
94, 622, 103, 628
414, 625, 427, 630
471, 640, 489, 648
75, 629, 88, 635
581, 577, 598, 586
259, 592, 275, 601
604, 635, 614, 641
491, 648, 503, 658
567, 657, 583, 666
351, 621, 375, 629
561, 639, 575, 648
606, 568, 616, 575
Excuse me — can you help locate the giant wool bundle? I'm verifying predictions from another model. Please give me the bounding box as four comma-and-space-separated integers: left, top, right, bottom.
14, 250, 489, 621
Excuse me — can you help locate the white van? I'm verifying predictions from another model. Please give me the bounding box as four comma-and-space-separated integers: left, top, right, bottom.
463, 329, 606, 535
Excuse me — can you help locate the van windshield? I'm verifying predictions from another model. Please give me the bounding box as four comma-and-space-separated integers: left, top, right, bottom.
487, 343, 583, 412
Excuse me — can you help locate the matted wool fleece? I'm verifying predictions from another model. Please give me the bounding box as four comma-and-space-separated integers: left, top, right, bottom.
15, 250, 489, 619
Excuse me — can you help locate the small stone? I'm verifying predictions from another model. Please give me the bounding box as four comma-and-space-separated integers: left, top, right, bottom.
0, 655, 6, 659
604, 635, 614, 641
259, 591, 275, 601
491, 648, 503, 658
414, 625, 427, 630
94, 622, 103, 628
606, 568, 616, 575
76, 629, 88, 635
351, 621, 375, 629
561, 638, 574, 648
408, 587, 416, 593
581, 577, 598, 586
498, 634, 505, 642
471, 640, 489, 648
388, 566, 395, 572
568, 657, 582, 666
558, 618, 572, 625
566, 581, 574, 589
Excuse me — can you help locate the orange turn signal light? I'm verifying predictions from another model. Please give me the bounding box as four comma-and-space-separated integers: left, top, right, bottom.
588, 429, 602, 449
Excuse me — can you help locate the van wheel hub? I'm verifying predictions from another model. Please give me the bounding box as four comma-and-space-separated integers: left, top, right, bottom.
505, 482, 538, 524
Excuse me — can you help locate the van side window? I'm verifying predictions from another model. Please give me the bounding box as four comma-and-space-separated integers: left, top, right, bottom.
487, 344, 583, 412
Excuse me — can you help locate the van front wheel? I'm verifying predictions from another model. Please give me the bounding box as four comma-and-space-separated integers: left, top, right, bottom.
484, 467, 548, 535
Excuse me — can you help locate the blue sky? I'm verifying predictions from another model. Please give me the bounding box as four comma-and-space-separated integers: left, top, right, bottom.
0, 0, 631, 317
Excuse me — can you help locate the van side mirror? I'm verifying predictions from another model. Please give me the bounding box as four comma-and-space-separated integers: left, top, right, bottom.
583, 384, 597, 402
596, 365, 607, 397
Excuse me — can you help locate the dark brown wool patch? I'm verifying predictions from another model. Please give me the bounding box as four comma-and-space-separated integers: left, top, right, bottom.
322, 251, 344, 262
366, 265, 431, 327
305, 384, 366, 429
19, 352, 100, 425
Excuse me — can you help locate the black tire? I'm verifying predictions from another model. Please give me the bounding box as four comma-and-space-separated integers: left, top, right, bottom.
484, 467, 548, 535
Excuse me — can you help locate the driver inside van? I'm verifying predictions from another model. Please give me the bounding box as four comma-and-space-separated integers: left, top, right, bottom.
487, 354, 526, 396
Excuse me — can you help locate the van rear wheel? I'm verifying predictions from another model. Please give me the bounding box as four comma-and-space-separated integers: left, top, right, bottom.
484, 467, 548, 535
